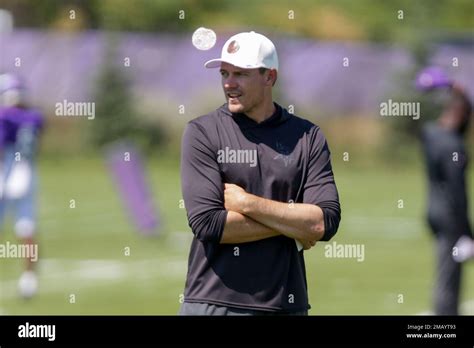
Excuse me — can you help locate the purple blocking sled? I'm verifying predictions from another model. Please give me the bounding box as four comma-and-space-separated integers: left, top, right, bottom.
105, 142, 160, 235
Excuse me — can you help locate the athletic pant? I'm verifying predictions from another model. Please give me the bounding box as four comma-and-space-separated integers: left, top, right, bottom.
433, 232, 463, 315
179, 301, 308, 316
0, 146, 38, 238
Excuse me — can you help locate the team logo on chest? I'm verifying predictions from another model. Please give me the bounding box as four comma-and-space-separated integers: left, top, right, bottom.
273, 142, 295, 167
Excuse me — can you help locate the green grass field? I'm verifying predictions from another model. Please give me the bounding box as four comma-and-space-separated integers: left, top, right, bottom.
0, 156, 473, 315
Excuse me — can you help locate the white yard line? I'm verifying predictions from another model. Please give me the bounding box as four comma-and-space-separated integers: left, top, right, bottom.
460, 299, 474, 313
343, 216, 423, 239
415, 299, 474, 315
0, 257, 187, 300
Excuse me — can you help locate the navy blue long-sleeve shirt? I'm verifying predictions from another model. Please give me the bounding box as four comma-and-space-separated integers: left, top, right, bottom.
180, 103, 341, 312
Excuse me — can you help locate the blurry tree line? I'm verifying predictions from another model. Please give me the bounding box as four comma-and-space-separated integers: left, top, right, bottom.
0, 0, 472, 42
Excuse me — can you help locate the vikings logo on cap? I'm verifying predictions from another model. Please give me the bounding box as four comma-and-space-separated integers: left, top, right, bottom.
204, 31, 279, 70
227, 40, 240, 54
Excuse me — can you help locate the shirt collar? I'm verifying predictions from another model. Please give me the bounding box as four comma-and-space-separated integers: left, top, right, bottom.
220, 102, 290, 129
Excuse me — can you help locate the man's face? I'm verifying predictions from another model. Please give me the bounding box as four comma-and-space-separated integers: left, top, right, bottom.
220, 62, 268, 115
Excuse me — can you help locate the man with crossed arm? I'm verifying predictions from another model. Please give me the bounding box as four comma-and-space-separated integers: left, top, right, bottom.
179, 31, 341, 315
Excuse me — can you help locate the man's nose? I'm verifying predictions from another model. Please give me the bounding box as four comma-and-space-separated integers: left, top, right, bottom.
224, 75, 238, 89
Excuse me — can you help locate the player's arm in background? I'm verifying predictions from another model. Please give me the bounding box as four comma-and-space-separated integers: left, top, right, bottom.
224, 126, 341, 246
180, 122, 280, 245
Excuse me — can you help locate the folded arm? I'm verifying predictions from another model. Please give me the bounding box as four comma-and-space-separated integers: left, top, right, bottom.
220, 211, 281, 244
224, 183, 323, 245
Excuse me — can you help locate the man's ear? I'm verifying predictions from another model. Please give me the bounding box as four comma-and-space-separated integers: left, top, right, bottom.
269, 70, 277, 86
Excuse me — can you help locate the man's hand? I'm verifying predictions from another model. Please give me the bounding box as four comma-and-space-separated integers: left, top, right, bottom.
298, 239, 316, 250
224, 183, 248, 214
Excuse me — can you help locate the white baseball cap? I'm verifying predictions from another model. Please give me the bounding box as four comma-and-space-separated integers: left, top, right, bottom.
204, 31, 278, 71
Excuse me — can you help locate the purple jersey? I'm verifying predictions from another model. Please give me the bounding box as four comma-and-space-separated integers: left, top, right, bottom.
0, 106, 44, 148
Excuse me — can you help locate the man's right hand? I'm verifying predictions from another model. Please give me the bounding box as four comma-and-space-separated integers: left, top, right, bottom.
297, 239, 316, 251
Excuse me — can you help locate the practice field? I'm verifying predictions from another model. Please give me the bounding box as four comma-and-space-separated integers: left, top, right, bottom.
0, 156, 473, 315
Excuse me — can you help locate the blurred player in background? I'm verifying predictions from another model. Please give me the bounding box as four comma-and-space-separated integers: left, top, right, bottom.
0, 73, 44, 298
418, 67, 473, 315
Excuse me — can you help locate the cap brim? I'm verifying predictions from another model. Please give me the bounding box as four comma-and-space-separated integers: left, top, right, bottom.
204, 58, 225, 68
204, 59, 273, 70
